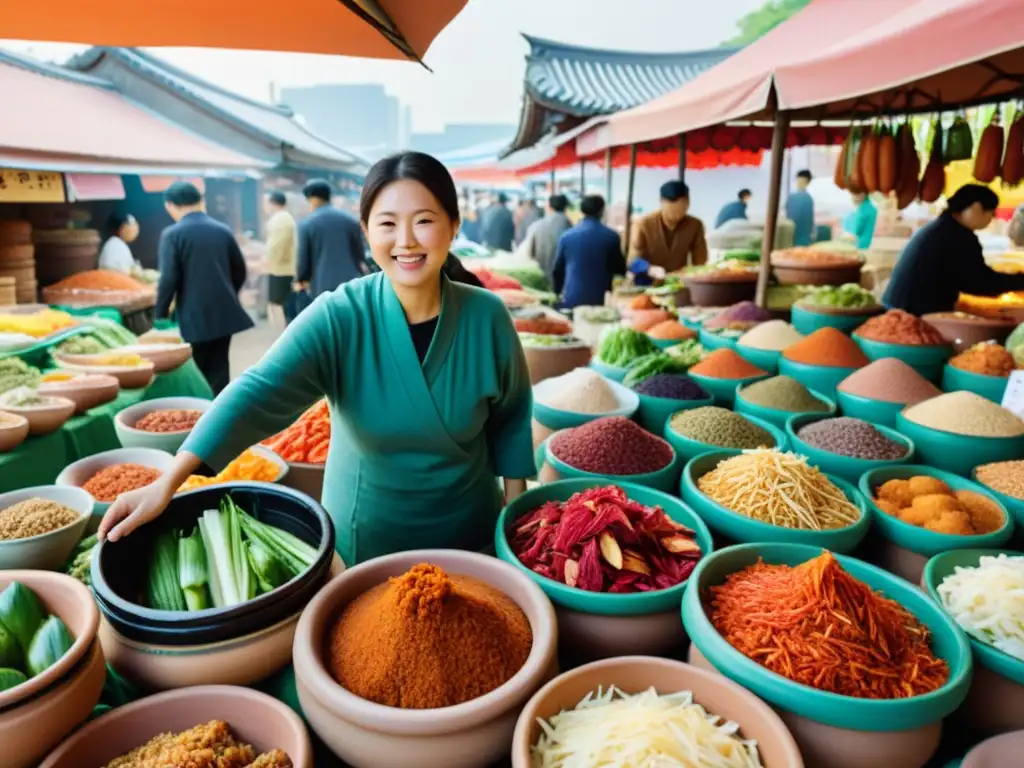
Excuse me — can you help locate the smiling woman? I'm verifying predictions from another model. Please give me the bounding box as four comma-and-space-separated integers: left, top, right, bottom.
98, 151, 536, 566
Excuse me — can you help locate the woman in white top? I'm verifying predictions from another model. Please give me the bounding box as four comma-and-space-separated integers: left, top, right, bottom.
98, 213, 140, 273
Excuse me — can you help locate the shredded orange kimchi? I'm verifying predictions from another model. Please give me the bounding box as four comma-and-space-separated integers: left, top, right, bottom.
710, 552, 949, 699
261, 400, 330, 464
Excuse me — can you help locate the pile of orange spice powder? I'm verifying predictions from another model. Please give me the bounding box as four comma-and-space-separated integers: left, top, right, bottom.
327, 564, 532, 709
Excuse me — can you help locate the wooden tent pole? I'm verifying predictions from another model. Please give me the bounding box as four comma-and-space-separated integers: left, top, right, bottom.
756, 111, 791, 308
579, 160, 586, 194
677, 133, 687, 182
624, 144, 638, 254
604, 147, 613, 203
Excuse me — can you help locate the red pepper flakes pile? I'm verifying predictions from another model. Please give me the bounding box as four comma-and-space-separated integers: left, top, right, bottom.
261, 400, 330, 464
510, 485, 702, 593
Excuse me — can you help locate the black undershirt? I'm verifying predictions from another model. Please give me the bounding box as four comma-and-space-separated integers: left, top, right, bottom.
409, 317, 439, 363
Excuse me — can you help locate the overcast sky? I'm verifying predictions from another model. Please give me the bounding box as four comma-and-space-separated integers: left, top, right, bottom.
2, 0, 762, 133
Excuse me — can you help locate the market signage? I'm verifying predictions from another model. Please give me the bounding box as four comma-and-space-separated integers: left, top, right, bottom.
0, 168, 65, 203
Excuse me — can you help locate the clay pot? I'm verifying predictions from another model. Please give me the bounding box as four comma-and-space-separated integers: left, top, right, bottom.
0, 411, 29, 452
1, 397, 75, 436
512, 656, 803, 767
293, 549, 559, 768
522, 344, 593, 385
38, 685, 312, 768
962, 730, 1024, 767
281, 461, 325, 503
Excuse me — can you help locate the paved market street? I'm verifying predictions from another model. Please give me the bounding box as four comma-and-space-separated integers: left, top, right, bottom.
230, 319, 279, 379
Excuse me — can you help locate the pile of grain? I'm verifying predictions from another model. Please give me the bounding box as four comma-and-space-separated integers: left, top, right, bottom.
737, 320, 803, 351
837, 358, 941, 405
669, 407, 775, 450
739, 376, 830, 413
536, 369, 620, 414
903, 392, 1024, 438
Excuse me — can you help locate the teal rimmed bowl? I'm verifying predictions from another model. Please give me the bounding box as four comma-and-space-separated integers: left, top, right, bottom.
854, 336, 952, 382
734, 343, 782, 374
633, 389, 714, 435
682, 542, 972, 732
650, 336, 690, 350
779, 357, 862, 399
533, 375, 639, 431
923, 549, 1024, 735
895, 412, 1024, 477
544, 431, 681, 493
786, 413, 915, 482
861, 465, 1014, 584
836, 390, 906, 428
588, 359, 629, 382
495, 479, 713, 616
790, 303, 882, 335
942, 364, 1009, 404
698, 327, 740, 352
680, 452, 870, 553
663, 412, 786, 463
735, 382, 835, 429
972, 466, 1024, 530
688, 371, 768, 406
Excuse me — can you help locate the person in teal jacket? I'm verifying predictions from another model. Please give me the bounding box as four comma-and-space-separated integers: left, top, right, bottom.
98, 152, 536, 566
842, 191, 878, 249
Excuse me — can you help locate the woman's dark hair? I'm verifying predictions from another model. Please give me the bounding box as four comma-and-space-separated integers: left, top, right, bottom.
107, 212, 135, 237
360, 151, 459, 225
947, 183, 1000, 213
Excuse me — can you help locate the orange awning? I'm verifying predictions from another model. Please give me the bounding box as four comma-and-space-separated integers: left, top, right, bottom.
0, 0, 468, 61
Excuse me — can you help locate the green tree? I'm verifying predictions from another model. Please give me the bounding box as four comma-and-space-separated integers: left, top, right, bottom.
725, 0, 813, 46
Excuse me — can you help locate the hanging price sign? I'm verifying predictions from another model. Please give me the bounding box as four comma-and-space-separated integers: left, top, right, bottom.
0, 169, 65, 203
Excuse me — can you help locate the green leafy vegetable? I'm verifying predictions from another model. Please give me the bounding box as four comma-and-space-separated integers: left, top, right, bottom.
26, 615, 73, 677
247, 540, 290, 594
178, 528, 210, 612
0, 581, 45, 655
802, 283, 877, 309
622, 341, 704, 388
0, 622, 20, 669
146, 531, 187, 612
0, 668, 26, 692
597, 327, 658, 368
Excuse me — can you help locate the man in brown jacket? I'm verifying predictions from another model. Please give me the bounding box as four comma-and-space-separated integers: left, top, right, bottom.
629, 181, 708, 273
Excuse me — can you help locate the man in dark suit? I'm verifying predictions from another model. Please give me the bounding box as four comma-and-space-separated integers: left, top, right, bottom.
553, 194, 626, 309
296, 179, 368, 297
154, 181, 253, 395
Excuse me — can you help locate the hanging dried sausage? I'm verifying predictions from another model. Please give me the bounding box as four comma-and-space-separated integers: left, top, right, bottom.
973, 119, 1004, 183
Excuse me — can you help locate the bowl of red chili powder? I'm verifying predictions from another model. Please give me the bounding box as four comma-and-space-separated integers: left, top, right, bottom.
682, 542, 972, 768
56, 447, 177, 523
292, 549, 557, 768
114, 396, 212, 453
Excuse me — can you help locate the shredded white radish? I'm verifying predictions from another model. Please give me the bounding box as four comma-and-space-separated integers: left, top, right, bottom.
531, 686, 764, 768
937, 554, 1024, 661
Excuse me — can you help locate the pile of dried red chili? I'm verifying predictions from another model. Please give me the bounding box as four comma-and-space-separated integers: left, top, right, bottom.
82, 463, 162, 502
262, 400, 330, 464
510, 485, 702, 593
133, 409, 204, 433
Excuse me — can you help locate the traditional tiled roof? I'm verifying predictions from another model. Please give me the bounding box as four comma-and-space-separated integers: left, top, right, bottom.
504, 35, 737, 156
0, 48, 116, 89
66, 47, 367, 170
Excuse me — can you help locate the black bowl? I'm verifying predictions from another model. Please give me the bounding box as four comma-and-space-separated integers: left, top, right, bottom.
91, 482, 335, 645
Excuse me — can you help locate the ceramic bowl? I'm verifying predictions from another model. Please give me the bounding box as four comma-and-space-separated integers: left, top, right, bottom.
734, 343, 784, 374
735, 383, 836, 429
962, 731, 1024, 767
785, 412, 915, 483
698, 326, 741, 352
2, 639, 106, 768
511, 656, 804, 768
38, 374, 120, 415
0, 570, 100, 711
543, 431, 681, 493
523, 343, 595, 386
0, 486, 93, 570
495, 479, 712, 660
836, 390, 906, 427
38, 685, 313, 768
971, 468, 1024, 530
55, 446, 176, 520
98, 554, 343, 690
116, 342, 192, 373
922, 312, 1016, 353
779, 357, 863, 399
532, 372, 639, 431
895, 412, 1024, 478
862, 466, 1014, 584
681, 452, 871, 553
663, 412, 787, 463
113, 396, 213, 452
791, 302, 883, 336
53, 354, 156, 389
293, 549, 559, 768
923, 549, 1024, 736
853, 336, 952, 382
0, 396, 76, 436
0, 411, 29, 453
588, 359, 628, 383
688, 371, 768, 406
684, 543, 973, 768
942, 364, 1009, 404
280, 460, 325, 503
634, 389, 714, 435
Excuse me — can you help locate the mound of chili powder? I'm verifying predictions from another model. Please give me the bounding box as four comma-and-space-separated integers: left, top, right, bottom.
327, 564, 532, 709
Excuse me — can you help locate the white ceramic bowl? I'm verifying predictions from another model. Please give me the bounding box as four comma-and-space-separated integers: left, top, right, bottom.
0, 411, 29, 452
178, 445, 290, 492
117, 343, 192, 373
53, 354, 156, 390
56, 447, 176, 523
114, 396, 212, 452
0, 486, 92, 570
1, 397, 76, 436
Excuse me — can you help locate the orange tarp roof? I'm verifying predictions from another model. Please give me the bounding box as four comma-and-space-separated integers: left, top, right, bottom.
0, 0, 468, 60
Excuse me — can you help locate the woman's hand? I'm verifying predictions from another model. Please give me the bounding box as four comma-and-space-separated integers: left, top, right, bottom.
503, 478, 527, 505
98, 451, 202, 542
